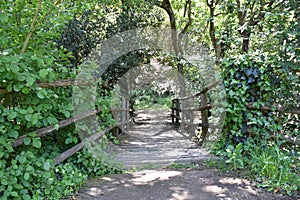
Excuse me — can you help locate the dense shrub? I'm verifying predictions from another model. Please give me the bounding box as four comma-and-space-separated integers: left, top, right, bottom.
213, 54, 299, 195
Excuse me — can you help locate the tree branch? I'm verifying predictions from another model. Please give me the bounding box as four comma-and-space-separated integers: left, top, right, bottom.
20, 0, 62, 54
178, 0, 193, 57
206, 0, 222, 59
20, 0, 42, 54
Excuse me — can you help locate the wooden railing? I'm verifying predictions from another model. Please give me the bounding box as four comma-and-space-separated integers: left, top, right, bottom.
171, 81, 300, 146
10, 91, 133, 166
171, 81, 221, 144
0, 79, 111, 94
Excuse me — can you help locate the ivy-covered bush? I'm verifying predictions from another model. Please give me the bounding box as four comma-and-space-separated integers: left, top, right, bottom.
213, 54, 299, 195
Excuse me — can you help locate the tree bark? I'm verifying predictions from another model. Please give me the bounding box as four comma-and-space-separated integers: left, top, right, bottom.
160, 0, 179, 56
206, 0, 222, 59
236, 0, 277, 53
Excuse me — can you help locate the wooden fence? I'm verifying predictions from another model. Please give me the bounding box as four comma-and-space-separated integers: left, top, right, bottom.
4, 80, 133, 166
171, 81, 221, 144
171, 81, 300, 146
52, 92, 132, 166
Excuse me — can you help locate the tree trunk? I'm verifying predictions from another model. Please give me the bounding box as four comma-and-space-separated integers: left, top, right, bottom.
160, 0, 179, 56
207, 1, 222, 60
241, 30, 250, 53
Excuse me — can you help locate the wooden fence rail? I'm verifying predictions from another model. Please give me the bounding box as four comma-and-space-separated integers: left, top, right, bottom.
53, 120, 132, 165
247, 103, 300, 145
8, 90, 132, 165
171, 81, 221, 143
54, 94, 133, 165
247, 103, 300, 115
0, 79, 112, 95
171, 81, 300, 146
2, 77, 134, 166
11, 109, 102, 148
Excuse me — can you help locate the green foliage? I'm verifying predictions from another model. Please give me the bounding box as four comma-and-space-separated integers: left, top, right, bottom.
0, 0, 299, 198
132, 84, 172, 110
167, 163, 196, 169
224, 143, 244, 170
246, 139, 299, 195
73, 149, 122, 177
219, 54, 272, 143
0, 1, 126, 199
213, 54, 299, 196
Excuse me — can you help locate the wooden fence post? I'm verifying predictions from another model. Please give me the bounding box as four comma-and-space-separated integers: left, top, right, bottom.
189, 97, 195, 137
200, 92, 209, 142
172, 99, 175, 123
176, 99, 180, 124
121, 97, 126, 131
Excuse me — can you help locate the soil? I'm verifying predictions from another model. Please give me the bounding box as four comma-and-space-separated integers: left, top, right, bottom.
71, 165, 297, 200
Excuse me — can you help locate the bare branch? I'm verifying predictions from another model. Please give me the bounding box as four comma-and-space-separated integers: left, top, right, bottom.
21, 0, 42, 54
181, 0, 192, 34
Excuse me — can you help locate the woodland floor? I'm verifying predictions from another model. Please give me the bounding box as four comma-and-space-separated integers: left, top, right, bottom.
71, 109, 297, 200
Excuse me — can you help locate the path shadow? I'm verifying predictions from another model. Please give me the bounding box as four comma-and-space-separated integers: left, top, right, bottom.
73, 169, 293, 200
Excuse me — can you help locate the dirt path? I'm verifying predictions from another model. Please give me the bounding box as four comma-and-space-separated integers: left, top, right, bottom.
73, 167, 295, 200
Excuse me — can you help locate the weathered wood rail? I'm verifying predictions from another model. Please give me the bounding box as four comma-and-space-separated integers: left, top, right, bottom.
171, 81, 221, 144
171, 81, 300, 146
10, 93, 133, 166
0, 79, 112, 94
52, 92, 133, 165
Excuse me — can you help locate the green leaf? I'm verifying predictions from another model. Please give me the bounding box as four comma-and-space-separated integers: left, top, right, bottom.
39, 69, 48, 78
65, 138, 73, 145
1, 179, 8, 185
37, 91, 44, 99
4, 143, 13, 152
18, 109, 27, 115
0, 13, 8, 22
43, 172, 52, 179
26, 76, 35, 86
31, 114, 38, 125
24, 138, 31, 145
32, 138, 41, 148
18, 155, 27, 164
54, 124, 59, 131
8, 112, 17, 120
25, 114, 32, 122
26, 165, 34, 172
24, 172, 30, 180
8, 130, 18, 139
47, 116, 54, 124
6, 84, 12, 92
21, 87, 30, 94
28, 132, 36, 137
11, 65, 19, 73
43, 162, 51, 171
11, 191, 18, 197
22, 194, 31, 200
17, 75, 26, 81
13, 83, 23, 92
